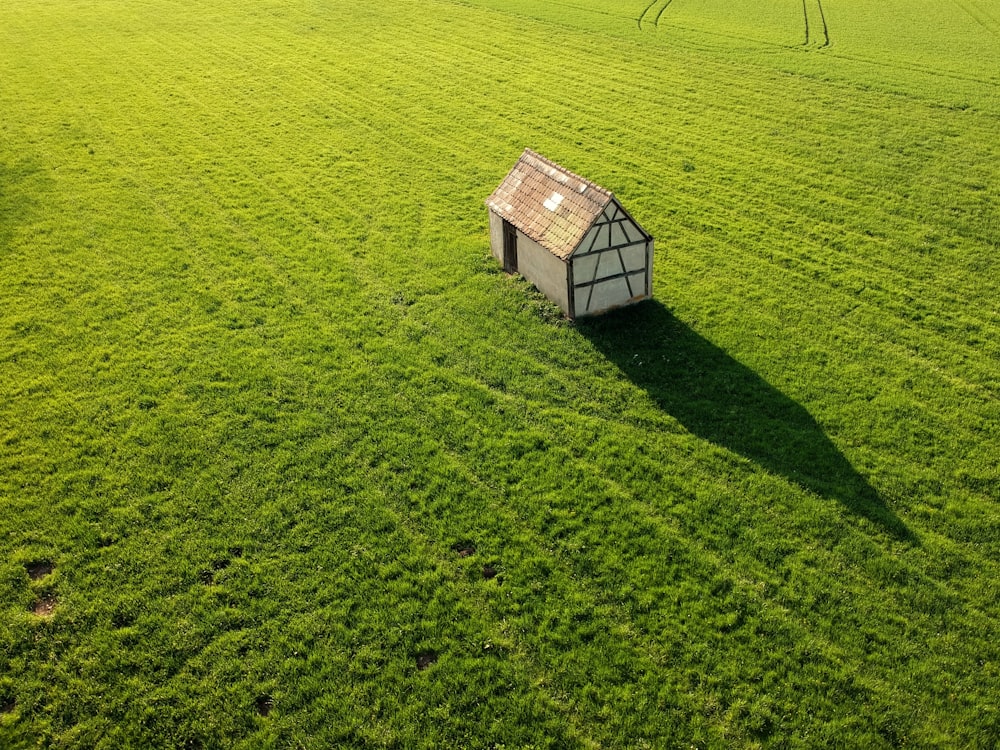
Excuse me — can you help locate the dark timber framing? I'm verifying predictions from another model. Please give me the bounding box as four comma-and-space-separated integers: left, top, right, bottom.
571, 199, 652, 317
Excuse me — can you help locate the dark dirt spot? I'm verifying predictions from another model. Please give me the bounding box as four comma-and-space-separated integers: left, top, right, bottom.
32, 595, 57, 617
198, 570, 214, 585
228, 546, 244, 558
451, 542, 475, 558
112, 606, 137, 628
255, 694, 274, 717
211, 558, 230, 571
0, 697, 14, 715
482, 564, 499, 580
97, 535, 115, 548
415, 651, 438, 670
25, 561, 53, 580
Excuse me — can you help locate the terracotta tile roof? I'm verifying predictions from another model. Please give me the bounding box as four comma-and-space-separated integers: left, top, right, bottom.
486, 148, 614, 260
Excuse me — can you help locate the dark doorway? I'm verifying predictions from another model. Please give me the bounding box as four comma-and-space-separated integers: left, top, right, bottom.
502, 220, 518, 273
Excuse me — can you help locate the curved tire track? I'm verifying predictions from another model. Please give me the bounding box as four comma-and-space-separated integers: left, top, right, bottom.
637, 0, 658, 30
638, 0, 674, 31
654, 0, 675, 28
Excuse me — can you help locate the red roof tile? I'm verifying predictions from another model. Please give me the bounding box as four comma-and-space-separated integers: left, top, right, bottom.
486, 149, 614, 260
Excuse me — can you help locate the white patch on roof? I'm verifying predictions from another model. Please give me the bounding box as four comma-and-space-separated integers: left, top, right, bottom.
543, 192, 565, 212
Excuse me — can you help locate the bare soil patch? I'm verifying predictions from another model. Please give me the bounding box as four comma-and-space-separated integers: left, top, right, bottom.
415, 651, 438, 670
112, 605, 137, 629
25, 561, 53, 580
32, 595, 57, 617
255, 694, 274, 717
451, 542, 475, 558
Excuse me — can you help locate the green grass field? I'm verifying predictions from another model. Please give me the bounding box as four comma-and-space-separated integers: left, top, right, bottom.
2, 0, 998, 746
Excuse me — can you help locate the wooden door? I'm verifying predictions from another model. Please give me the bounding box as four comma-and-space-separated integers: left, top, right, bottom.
502, 220, 518, 273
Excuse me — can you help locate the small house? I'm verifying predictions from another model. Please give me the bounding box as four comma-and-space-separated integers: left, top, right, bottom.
486, 148, 653, 318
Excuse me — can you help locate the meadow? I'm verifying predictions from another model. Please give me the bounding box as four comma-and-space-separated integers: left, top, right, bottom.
1, 0, 998, 746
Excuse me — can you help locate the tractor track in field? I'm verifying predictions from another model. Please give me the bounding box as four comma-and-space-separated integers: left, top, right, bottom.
637, 0, 657, 30
535, 0, 630, 23
654, 0, 675, 28
951, 0, 1000, 37
802, 0, 830, 47
637, 0, 674, 30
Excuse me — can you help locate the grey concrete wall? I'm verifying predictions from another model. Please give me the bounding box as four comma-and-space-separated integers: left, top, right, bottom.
517, 232, 570, 315
488, 210, 571, 316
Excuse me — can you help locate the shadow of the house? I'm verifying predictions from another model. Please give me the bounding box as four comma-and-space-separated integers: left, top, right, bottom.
577, 301, 914, 543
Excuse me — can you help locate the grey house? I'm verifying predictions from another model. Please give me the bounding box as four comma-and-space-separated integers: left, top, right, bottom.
486, 148, 654, 318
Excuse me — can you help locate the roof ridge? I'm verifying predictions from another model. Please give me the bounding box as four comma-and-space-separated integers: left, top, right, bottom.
522, 148, 614, 200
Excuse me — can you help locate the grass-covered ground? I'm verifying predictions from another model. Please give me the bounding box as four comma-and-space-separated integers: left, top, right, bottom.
1, 0, 998, 746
